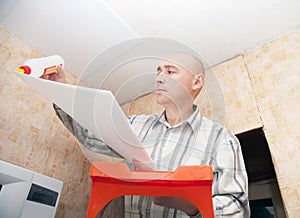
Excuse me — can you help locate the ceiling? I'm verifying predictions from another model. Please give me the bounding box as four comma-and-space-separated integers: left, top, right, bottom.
1, 0, 300, 104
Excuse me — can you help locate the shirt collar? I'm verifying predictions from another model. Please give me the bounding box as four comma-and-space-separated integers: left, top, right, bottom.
154, 105, 202, 132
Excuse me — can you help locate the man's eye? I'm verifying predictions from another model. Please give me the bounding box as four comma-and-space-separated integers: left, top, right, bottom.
168, 70, 176, 74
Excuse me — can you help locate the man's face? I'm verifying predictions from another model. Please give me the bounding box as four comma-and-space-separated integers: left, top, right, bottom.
155, 61, 195, 107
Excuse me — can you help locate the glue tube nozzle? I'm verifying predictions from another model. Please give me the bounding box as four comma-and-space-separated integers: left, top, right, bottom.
17, 66, 31, 75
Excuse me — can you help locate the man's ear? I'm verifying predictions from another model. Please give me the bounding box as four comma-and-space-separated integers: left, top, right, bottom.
192, 73, 204, 91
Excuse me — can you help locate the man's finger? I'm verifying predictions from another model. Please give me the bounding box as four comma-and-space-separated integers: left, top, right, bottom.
56, 64, 64, 75
41, 74, 49, 79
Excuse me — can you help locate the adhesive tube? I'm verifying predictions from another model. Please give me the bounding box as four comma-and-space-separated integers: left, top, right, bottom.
17, 55, 65, 77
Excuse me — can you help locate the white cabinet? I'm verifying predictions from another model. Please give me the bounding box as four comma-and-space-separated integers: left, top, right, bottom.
0, 160, 63, 218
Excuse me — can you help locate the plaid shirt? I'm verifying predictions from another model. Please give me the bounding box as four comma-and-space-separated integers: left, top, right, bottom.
54, 105, 250, 217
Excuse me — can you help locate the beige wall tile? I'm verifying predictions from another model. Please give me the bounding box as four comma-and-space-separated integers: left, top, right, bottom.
244, 27, 300, 217
280, 186, 300, 208
0, 26, 102, 217
287, 208, 300, 218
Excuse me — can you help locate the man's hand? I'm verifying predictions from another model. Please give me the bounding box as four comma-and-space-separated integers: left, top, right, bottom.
40, 65, 66, 83
152, 196, 199, 216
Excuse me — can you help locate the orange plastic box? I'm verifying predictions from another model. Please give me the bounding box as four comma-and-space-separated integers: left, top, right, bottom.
87, 161, 214, 218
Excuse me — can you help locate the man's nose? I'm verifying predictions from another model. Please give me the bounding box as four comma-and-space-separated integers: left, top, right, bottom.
156, 72, 165, 84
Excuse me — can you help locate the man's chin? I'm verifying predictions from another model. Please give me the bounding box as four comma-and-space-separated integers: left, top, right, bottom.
156, 95, 171, 106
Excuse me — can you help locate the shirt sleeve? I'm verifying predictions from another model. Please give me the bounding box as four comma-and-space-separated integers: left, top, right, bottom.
53, 104, 122, 158
212, 128, 250, 217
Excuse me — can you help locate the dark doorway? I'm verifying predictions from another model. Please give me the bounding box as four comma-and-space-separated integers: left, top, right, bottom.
236, 128, 286, 218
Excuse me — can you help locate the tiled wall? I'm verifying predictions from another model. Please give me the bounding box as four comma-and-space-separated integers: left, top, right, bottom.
129, 28, 300, 217
0, 26, 115, 217
202, 56, 262, 134
244, 28, 300, 217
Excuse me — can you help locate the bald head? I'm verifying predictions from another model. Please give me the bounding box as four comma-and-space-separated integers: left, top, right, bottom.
163, 52, 205, 76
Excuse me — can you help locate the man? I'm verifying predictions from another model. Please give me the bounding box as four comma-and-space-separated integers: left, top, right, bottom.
43, 53, 250, 217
